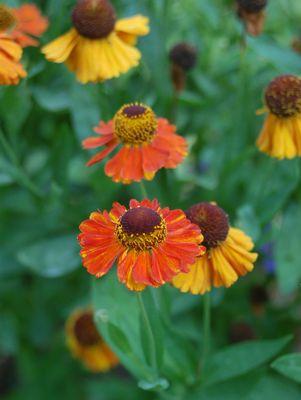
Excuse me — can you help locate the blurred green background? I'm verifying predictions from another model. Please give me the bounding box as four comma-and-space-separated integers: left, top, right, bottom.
1, 0, 301, 399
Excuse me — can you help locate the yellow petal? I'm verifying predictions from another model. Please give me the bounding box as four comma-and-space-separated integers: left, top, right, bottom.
42, 28, 78, 63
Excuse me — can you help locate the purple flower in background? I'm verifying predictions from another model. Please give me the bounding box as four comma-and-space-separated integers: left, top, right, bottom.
260, 242, 276, 274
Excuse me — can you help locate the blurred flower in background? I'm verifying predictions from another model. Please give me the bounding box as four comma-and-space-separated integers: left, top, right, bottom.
78, 199, 204, 291
66, 308, 118, 372
83, 103, 188, 183
260, 241, 276, 274
229, 321, 256, 343
173, 202, 258, 294
236, 0, 268, 36
256, 75, 301, 159
10, 3, 48, 48
169, 42, 197, 92
42, 0, 149, 83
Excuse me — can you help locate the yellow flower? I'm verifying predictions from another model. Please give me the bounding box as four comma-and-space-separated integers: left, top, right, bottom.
172, 202, 258, 295
66, 308, 118, 372
256, 74, 301, 159
42, 0, 149, 84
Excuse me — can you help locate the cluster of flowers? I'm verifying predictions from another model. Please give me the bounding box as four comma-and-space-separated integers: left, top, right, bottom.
1, 0, 300, 372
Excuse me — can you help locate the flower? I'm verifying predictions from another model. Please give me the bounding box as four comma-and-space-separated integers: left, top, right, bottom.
256, 75, 301, 159
0, 34, 27, 85
0, 5, 16, 32
10, 4, 48, 48
66, 308, 118, 372
42, 0, 149, 84
78, 199, 205, 291
169, 42, 197, 92
172, 202, 257, 295
236, 0, 268, 36
82, 103, 188, 183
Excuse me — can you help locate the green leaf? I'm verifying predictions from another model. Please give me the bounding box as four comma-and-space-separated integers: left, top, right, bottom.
205, 336, 292, 385
17, 234, 80, 277
275, 205, 301, 294
271, 353, 301, 384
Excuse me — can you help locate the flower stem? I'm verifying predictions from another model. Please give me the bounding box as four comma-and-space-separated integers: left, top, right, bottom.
137, 291, 158, 374
198, 292, 211, 378
139, 181, 148, 198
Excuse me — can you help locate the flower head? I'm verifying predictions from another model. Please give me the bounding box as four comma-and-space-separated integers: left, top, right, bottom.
42, 0, 149, 83
172, 202, 257, 295
0, 34, 26, 85
78, 199, 205, 291
256, 75, 301, 159
66, 308, 118, 372
0, 5, 16, 32
236, 0, 268, 36
169, 42, 197, 92
10, 4, 48, 47
82, 102, 188, 183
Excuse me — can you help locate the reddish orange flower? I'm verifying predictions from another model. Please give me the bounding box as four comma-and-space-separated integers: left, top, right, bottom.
78, 199, 205, 291
0, 33, 26, 85
82, 103, 188, 184
11, 4, 48, 47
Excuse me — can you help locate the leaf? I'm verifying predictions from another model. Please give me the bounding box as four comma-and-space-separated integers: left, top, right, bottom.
17, 234, 80, 278
271, 353, 301, 384
275, 205, 301, 294
205, 336, 292, 385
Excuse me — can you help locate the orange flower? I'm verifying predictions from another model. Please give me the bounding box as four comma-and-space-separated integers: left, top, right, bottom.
11, 4, 48, 47
0, 34, 26, 85
66, 308, 118, 372
82, 103, 188, 184
78, 199, 205, 291
173, 202, 257, 295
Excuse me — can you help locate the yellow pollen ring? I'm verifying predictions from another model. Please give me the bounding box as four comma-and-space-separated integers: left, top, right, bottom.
0, 5, 16, 32
115, 217, 167, 251
113, 103, 158, 145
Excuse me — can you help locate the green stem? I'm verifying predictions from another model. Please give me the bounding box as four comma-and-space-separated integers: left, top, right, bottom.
0, 130, 43, 198
198, 293, 211, 378
137, 292, 158, 374
139, 181, 148, 198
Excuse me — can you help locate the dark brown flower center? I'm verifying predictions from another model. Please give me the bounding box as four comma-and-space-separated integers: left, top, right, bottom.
123, 104, 147, 117
265, 75, 301, 117
74, 312, 100, 346
237, 0, 268, 13
186, 202, 229, 248
0, 5, 16, 32
169, 42, 197, 71
72, 0, 116, 39
121, 207, 161, 234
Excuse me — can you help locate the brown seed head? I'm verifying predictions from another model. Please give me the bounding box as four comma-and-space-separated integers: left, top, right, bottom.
265, 75, 301, 118
74, 311, 100, 346
169, 42, 197, 71
72, 0, 116, 39
186, 202, 229, 248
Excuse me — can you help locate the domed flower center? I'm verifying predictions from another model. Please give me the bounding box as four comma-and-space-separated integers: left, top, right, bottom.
237, 0, 267, 13
72, 0, 116, 39
0, 5, 16, 32
116, 207, 166, 250
265, 75, 301, 118
169, 42, 197, 71
74, 312, 101, 346
114, 103, 158, 145
186, 202, 229, 248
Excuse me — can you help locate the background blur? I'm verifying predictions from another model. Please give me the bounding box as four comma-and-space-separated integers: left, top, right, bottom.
1, 0, 301, 399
